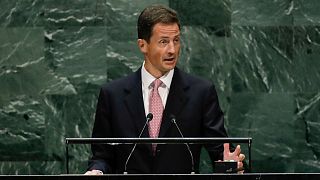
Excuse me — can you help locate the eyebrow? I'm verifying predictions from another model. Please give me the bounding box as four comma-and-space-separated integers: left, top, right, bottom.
159, 35, 180, 39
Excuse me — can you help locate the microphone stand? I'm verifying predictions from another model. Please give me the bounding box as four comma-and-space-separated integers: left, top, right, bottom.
124, 113, 153, 174
171, 115, 195, 174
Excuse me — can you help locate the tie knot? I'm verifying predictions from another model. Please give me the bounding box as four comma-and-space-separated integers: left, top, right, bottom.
153, 79, 162, 89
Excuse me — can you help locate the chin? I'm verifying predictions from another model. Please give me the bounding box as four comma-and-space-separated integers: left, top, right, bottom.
164, 65, 176, 71
163, 61, 177, 68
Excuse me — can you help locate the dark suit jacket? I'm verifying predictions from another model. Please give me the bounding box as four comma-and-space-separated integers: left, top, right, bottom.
88, 67, 228, 174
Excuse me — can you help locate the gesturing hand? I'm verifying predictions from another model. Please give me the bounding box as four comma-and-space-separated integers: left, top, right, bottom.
223, 143, 245, 173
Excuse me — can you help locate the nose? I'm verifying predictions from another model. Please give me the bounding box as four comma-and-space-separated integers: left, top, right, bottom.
167, 41, 176, 54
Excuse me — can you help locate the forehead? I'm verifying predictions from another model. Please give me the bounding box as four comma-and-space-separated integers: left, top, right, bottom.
152, 23, 180, 38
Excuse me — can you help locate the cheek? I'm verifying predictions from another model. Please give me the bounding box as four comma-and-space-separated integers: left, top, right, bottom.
152, 49, 164, 59
175, 45, 180, 53
147, 46, 157, 58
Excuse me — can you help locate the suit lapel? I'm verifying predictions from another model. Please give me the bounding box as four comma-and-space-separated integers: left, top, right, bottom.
124, 69, 150, 138
159, 68, 189, 137
123, 68, 190, 139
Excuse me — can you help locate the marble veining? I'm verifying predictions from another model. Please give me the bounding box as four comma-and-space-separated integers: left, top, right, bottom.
0, 0, 320, 174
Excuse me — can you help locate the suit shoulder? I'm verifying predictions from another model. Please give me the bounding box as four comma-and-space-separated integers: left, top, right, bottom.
100, 72, 138, 92
178, 69, 215, 88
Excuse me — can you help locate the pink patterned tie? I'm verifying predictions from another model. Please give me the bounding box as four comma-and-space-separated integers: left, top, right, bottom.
149, 79, 164, 153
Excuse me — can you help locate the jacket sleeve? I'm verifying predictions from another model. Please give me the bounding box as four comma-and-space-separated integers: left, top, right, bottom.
202, 84, 228, 162
87, 87, 115, 173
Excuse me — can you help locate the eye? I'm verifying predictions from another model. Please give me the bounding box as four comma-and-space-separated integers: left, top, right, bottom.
174, 38, 180, 44
159, 39, 169, 45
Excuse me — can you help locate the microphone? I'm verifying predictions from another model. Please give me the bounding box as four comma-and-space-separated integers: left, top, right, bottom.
170, 115, 195, 174
124, 113, 153, 174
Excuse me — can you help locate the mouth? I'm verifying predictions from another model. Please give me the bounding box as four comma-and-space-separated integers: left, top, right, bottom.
163, 57, 175, 61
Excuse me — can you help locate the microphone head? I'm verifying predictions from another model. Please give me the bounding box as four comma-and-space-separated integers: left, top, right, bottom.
169, 114, 176, 123
146, 113, 153, 121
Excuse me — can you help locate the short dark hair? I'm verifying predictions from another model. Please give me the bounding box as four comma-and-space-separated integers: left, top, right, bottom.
137, 4, 180, 42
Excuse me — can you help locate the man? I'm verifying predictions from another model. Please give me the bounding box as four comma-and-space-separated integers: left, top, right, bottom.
85, 4, 245, 175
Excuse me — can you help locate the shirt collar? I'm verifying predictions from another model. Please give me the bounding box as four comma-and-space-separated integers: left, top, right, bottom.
141, 61, 174, 89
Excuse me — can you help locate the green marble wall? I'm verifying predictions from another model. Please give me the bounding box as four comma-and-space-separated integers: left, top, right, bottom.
0, 0, 319, 174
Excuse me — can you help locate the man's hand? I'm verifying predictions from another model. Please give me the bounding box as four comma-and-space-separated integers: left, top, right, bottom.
84, 170, 103, 175
223, 143, 245, 174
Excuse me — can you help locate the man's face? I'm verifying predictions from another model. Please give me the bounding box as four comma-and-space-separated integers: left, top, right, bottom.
138, 23, 180, 78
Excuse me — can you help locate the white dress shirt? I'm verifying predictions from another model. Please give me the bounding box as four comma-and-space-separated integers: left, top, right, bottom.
141, 61, 174, 116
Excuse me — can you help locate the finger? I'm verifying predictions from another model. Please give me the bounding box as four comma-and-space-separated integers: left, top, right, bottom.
237, 161, 243, 169
84, 170, 103, 175
233, 145, 241, 156
84, 171, 93, 175
92, 170, 103, 175
237, 162, 244, 174
239, 154, 245, 162
223, 143, 230, 152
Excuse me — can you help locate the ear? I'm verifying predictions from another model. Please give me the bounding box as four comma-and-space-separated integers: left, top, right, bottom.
137, 39, 148, 54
